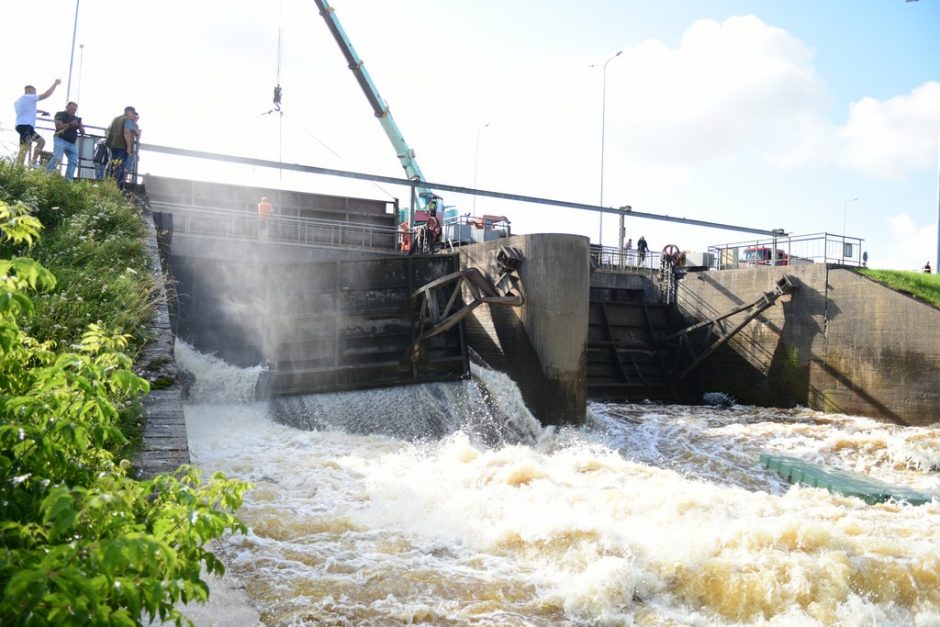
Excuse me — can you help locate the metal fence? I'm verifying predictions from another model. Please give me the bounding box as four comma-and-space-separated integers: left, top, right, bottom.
589, 244, 662, 271
150, 201, 401, 253
34, 119, 141, 185
708, 232, 865, 269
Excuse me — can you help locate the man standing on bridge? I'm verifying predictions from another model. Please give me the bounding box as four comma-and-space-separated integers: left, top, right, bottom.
13, 79, 61, 167
637, 235, 649, 265
45, 101, 85, 180
105, 106, 138, 190
258, 196, 273, 239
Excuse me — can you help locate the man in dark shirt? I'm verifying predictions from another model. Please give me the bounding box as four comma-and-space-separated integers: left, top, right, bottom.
45, 101, 85, 180
637, 235, 649, 264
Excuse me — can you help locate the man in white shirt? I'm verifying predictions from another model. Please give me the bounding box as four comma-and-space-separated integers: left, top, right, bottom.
14, 79, 61, 167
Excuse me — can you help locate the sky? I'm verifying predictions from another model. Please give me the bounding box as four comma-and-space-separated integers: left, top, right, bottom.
2, 0, 939, 270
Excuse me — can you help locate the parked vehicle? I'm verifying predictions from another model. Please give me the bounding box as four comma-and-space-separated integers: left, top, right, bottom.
743, 246, 788, 265
742, 246, 813, 266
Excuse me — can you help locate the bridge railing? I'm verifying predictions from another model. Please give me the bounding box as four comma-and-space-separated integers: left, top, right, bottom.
708, 232, 865, 269
589, 244, 662, 272
150, 201, 401, 252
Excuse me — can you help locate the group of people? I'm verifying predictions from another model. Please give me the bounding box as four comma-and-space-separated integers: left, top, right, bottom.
13, 78, 141, 189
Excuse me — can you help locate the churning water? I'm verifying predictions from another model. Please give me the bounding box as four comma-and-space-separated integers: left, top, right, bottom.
176, 342, 940, 626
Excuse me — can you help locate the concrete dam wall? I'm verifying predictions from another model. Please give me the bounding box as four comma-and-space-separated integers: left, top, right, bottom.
677, 264, 940, 426
458, 234, 590, 426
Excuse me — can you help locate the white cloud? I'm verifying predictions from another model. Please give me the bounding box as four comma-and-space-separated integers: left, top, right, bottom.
874, 213, 937, 270
834, 82, 940, 180
605, 15, 827, 168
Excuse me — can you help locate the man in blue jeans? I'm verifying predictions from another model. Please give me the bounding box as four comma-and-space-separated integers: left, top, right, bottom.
45, 101, 85, 180
105, 106, 137, 190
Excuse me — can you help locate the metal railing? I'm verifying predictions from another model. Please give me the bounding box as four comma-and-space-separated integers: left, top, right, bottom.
150, 201, 401, 253
708, 232, 865, 269
33, 118, 141, 184
590, 244, 662, 271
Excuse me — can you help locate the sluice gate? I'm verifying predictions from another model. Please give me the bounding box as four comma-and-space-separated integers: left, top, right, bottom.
172, 254, 471, 397
586, 271, 796, 402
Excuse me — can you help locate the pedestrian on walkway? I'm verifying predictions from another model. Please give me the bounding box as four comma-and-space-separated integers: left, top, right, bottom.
258, 196, 273, 238
13, 79, 60, 167
122, 111, 142, 180
637, 235, 649, 264
105, 106, 137, 190
45, 101, 85, 180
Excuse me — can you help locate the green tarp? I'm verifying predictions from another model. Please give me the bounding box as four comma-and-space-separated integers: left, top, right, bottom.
759, 453, 931, 506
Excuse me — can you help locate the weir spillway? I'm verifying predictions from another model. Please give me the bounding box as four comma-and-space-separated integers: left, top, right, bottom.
138, 170, 940, 476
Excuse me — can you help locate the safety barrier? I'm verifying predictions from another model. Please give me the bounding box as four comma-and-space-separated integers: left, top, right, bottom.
708, 232, 866, 268
150, 201, 400, 253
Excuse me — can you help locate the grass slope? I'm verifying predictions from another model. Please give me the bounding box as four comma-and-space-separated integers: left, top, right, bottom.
857, 268, 940, 308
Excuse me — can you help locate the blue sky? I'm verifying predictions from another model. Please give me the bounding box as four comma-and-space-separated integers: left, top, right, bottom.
2, 0, 938, 269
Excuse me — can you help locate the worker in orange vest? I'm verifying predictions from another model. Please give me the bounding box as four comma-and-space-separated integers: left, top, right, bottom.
257, 196, 273, 238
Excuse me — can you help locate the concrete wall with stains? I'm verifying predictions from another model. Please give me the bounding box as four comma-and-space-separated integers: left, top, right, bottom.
677, 265, 940, 426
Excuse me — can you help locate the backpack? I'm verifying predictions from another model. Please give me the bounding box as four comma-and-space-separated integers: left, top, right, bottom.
93, 139, 109, 164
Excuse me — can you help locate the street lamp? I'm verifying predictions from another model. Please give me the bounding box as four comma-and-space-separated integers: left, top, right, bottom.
66, 0, 81, 101
473, 123, 489, 217
842, 197, 858, 265
76, 44, 85, 103
591, 50, 622, 246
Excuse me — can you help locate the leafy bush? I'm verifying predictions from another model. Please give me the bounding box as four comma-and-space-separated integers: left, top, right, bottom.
0, 195, 249, 625
0, 163, 154, 354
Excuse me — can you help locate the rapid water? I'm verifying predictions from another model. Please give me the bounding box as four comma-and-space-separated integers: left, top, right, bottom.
176, 342, 940, 626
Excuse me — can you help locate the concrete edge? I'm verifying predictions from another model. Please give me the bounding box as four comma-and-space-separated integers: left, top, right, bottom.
131, 190, 190, 478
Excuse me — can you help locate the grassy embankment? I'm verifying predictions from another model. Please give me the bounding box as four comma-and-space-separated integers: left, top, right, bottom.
0, 162, 155, 454
857, 268, 940, 308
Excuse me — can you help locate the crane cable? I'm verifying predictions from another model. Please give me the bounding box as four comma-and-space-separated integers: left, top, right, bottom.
262, 0, 284, 179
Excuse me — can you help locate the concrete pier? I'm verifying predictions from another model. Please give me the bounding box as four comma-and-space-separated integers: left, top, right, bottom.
459, 234, 590, 426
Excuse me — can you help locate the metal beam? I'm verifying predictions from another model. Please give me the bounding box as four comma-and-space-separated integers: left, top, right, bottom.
140, 143, 786, 237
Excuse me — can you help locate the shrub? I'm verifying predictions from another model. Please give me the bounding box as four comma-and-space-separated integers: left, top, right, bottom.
0, 163, 154, 354
0, 193, 248, 625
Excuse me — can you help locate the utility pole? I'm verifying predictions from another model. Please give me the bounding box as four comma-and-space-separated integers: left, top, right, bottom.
591, 50, 622, 247
66, 0, 80, 101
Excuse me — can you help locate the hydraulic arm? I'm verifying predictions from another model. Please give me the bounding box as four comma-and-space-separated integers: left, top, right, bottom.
313, 0, 434, 212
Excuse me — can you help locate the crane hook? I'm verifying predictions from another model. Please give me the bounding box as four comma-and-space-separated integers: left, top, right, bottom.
273, 85, 283, 112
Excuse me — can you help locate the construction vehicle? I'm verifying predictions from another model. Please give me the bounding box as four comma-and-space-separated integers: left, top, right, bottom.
314, 0, 507, 252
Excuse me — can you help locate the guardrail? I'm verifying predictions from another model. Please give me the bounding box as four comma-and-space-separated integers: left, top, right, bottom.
589, 244, 662, 271
708, 232, 865, 269
150, 201, 401, 253
31, 118, 142, 185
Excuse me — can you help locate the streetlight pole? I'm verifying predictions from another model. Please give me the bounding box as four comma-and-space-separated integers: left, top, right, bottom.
592, 50, 622, 247
76, 44, 85, 103
473, 123, 489, 217
842, 197, 858, 265
935, 124, 939, 273
66, 0, 81, 102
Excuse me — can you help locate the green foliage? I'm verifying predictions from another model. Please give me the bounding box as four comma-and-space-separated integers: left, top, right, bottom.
857, 268, 940, 308
0, 189, 250, 625
0, 162, 154, 355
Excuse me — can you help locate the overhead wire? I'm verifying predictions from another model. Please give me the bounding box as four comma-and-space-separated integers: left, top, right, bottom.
281, 115, 399, 202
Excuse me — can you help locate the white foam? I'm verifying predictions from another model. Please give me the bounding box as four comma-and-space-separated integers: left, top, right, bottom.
178, 342, 940, 625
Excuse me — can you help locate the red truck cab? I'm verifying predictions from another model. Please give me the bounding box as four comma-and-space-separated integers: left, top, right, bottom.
743, 246, 789, 266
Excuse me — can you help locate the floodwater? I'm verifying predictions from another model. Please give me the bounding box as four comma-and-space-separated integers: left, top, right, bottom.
177, 342, 940, 626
